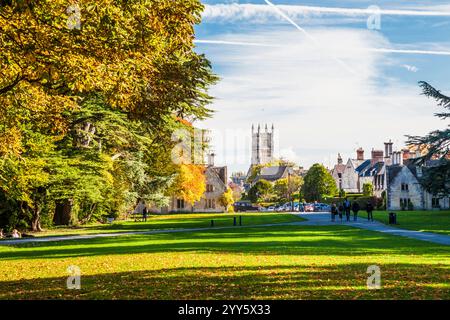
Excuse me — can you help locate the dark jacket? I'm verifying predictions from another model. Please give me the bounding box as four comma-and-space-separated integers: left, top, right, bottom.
352, 202, 360, 212
366, 203, 374, 212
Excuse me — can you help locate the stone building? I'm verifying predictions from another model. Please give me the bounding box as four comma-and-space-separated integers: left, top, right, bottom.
251, 124, 274, 165
386, 157, 449, 210
137, 153, 229, 214
331, 149, 367, 193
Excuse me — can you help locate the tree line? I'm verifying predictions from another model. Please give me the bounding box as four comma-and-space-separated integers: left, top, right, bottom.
0, 0, 217, 231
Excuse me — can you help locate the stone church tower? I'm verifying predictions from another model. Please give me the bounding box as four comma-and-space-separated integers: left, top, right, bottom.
251, 124, 274, 165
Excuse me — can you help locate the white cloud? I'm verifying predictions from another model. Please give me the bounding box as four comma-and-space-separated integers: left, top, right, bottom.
196, 29, 444, 173
402, 64, 419, 72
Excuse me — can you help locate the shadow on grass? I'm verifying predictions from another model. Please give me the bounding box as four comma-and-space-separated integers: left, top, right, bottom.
0, 263, 448, 300
2, 225, 449, 261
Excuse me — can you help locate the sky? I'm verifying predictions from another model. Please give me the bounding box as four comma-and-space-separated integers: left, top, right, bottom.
193, 0, 450, 174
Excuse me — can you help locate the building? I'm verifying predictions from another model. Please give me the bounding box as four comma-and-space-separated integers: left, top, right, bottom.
231, 171, 246, 187
386, 157, 449, 210
252, 166, 295, 185
251, 124, 274, 165
331, 148, 368, 193
168, 156, 228, 213
137, 153, 229, 214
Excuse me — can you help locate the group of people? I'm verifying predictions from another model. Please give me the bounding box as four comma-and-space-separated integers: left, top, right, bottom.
330, 198, 374, 222
0, 228, 22, 239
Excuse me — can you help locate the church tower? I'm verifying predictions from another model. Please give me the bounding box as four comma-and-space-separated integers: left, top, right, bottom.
251, 124, 274, 165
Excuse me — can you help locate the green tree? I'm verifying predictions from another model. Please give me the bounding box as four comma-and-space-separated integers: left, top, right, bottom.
248, 180, 274, 203
406, 82, 449, 196
301, 164, 338, 202
363, 183, 374, 196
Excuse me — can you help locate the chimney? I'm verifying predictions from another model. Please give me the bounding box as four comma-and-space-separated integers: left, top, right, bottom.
371, 149, 384, 166
356, 148, 364, 161
384, 140, 393, 158
338, 153, 343, 165
208, 152, 215, 167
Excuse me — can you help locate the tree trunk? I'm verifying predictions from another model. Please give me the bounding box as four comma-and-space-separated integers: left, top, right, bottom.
54, 199, 73, 225
31, 208, 42, 232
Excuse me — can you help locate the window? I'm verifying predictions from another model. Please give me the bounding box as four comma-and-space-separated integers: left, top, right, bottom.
177, 199, 185, 209
432, 198, 441, 208
401, 183, 409, 191
206, 184, 214, 193
206, 199, 216, 209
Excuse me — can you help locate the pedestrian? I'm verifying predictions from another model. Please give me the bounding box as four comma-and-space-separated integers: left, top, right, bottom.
142, 207, 148, 222
0, 229, 4, 239
366, 201, 374, 222
343, 197, 351, 222
330, 203, 337, 222
338, 203, 344, 222
352, 201, 360, 221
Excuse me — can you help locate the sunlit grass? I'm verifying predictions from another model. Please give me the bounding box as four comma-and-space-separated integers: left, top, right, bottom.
20, 212, 303, 238
373, 210, 450, 236
0, 223, 449, 300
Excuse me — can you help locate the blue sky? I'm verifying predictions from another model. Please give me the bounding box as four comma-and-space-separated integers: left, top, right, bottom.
194, 0, 450, 173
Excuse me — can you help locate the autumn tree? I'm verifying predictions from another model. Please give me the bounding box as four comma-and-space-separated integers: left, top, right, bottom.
0, 1, 217, 230
170, 164, 206, 206
274, 176, 303, 201
219, 187, 235, 212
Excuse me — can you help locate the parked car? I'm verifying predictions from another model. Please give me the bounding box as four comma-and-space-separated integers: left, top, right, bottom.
314, 203, 331, 212
233, 202, 260, 212
267, 206, 275, 212
304, 203, 314, 212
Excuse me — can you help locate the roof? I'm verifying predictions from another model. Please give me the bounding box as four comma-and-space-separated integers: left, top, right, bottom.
208, 166, 228, 190
256, 166, 292, 182
355, 159, 371, 173
332, 164, 346, 175
359, 161, 385, 177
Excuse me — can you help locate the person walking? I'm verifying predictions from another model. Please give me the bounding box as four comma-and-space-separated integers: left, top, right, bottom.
142, 207, 148, 222
331, 203, 337, 222
366, 201, 374, 222
343, 198, 351, 222
351, 201, 360, 221
338, 203, 344, 222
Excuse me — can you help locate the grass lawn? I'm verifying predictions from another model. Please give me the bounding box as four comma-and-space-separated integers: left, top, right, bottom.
16, 212, 303, 238
373, 210, 450, 236
0, 218, 449, 299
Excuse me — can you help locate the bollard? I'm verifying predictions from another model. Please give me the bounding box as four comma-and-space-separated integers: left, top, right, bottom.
233, 217, 237, 226
211, 220, 214, 227
239, 216, 242, 226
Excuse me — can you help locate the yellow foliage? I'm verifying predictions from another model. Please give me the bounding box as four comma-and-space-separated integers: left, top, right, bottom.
173, 164, 206, 205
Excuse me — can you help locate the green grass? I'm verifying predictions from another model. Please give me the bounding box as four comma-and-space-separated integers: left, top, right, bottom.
17, 212, 303, 238
373, 210, 450, 236
0, 218, 449, 300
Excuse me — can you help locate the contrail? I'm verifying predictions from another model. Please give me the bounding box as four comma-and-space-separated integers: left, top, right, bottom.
202, 3, 450, 21
194, 40, 450, 56
194, 39, 280, 48
263, 0, 357, 75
